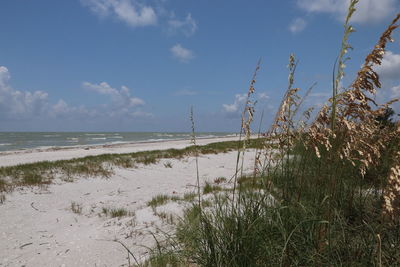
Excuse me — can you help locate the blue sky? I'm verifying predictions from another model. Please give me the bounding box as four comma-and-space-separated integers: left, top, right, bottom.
0, 0, 399, 132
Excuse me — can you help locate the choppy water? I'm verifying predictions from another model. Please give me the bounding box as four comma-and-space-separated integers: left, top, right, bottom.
0, 132, 235, 152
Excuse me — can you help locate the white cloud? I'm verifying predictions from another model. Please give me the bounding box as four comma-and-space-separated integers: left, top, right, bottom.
170, 44, 195, 63
296, 0, 398, 24
51, 99, 96, 118
0, 66, 97, 120
82, 81, 151, 118
223, 92, 270, 114
374, 51, 400, 81
83, 81, 145, 108
0, 66, 49, 119
375, 84, 400, 115
0, 66, 152, 122
391, 85, 400, 98
52, 99, 70, 114
289, 18, 307, 33
223, 94, 247, 113
130, 110, 154, 118
258, 92, 270, 100
81, 0, 157, 27
168, 13, 197, 36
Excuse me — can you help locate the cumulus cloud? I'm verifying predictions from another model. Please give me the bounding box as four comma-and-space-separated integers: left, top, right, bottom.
81, 0, 157, 27
223, 92, 270, 114
258, 92, 270, 100
170, 44, 195, 63
168, 13, 197, 36
51, 99, 96, 118
391, 85, 400, 98
0, 66, 49, 119
296, 0, 398, 24
83, 81, 144, 107
0, 66, 152, 123
0, 66, 97, 121
82, 81, 150, 118
374, 51, 400, 81
289, 17, 307, 33
223, 94, 247, 113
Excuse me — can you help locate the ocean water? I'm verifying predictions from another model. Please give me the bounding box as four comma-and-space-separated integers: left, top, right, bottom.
0, 132, 235, 152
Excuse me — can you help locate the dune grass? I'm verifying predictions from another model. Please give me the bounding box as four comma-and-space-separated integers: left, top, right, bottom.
70, 201, 83, 214
142, 3, 400, 266
147, 194, 171, 209
203, 182, 223, 195
102, 207, 133, 218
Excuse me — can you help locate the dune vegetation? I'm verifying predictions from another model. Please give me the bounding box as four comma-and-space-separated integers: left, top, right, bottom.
142, 1, 400, 266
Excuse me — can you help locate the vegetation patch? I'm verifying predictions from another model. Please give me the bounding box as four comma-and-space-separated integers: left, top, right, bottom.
70, 201, 82, 214
203, 182, 222, 194
183, 192, 196, 202
140, 4, 400, 266
163, 161, 173, 168
0, 139, 264, 192
147, 194, 171, 208
102, 207, 133, 218
213, 176, 227, 184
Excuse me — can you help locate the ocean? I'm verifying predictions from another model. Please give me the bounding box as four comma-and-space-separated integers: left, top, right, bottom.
0, 132, 235, 152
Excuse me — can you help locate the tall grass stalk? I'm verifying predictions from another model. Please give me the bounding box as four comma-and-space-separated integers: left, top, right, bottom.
331, 0, 358, 131
232, 59, 261, 207
190, 106, 201, 208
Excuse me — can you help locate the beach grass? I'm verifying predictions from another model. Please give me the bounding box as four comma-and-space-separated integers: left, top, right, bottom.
102, 207, 133, 218
140, 3, 400, 266
183, 192, 197, 202
202, 182, 222, 195
70, 201, 83, 214
147, 194, 171, 208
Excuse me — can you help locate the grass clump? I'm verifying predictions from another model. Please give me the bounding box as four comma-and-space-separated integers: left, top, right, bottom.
21, 172, 46, 185
163, 161, 173, 168
136, 155, 158, 165
147, 194, 171, 208
102, 207, 132, 218
110, 208, 129, 218
142, 249, 185, 267
203, 182, 222, 194
70, 201, 82, 214
183, 192, 196, 202
213, 177, 226, 184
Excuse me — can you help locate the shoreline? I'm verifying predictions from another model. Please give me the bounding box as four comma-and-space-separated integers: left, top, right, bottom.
0, 132, 235, 153
0, 135, 241, 167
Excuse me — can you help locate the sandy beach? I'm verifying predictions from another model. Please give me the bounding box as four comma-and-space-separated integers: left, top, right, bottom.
0, 136, 255, 266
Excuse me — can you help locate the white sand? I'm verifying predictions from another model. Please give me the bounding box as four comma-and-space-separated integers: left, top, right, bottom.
0, 137, 256, 266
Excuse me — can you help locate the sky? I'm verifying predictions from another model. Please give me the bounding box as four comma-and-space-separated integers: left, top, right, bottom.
0, 0, 399, 132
